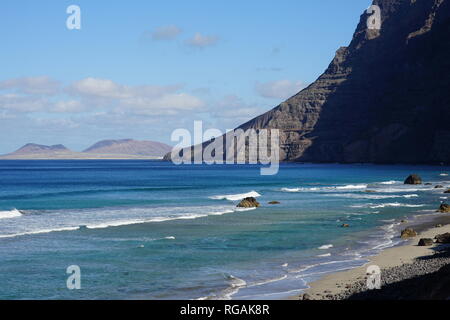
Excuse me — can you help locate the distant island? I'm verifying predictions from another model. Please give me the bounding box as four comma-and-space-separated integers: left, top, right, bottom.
0, 139, 172, 160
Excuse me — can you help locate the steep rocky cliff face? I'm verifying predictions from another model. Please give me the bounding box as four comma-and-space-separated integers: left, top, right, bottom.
167, 0, 450, 164
235, 0, 450, 164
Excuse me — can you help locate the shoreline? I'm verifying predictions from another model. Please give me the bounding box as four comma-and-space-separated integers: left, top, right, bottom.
290, 213, 450, 300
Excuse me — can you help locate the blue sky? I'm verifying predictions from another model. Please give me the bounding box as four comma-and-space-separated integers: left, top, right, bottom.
0, 0, 371, 153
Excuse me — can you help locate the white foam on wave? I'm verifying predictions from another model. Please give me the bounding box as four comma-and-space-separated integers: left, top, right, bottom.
0, 226, 79, 239
225, 274, 303, 300
85, 219, 148, 229
335, 184, 368, 190
440, 173, 449, 177
280, 188, 303, 193
379, 180, 399, 185
209, 191, 261, 201
248, 275, 288, 288
234, 207, 257, 212
281, 184, 367, 193
317, 253, 332, 257
291, 258, 366, 277
351, 202, 425, 209
0, 205, 247, 239
0, 209, 22, 220
318, 244, 333, 250
219, 275, 247, 300
335, 193, 418, 200
403, 194, 419, 198
77, 208, 240, 230
370, 203, 425, 209
375, 187, 434, 193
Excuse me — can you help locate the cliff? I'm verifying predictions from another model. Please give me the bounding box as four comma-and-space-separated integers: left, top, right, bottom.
167, 0, 450, 164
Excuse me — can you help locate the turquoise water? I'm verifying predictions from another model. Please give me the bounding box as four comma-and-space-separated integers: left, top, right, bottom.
0, 160, 448, 299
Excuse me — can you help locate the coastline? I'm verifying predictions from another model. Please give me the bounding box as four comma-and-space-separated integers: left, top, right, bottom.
291, 214, 450, 300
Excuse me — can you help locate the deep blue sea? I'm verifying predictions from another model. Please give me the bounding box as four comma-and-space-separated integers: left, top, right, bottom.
0, 160, 448, 299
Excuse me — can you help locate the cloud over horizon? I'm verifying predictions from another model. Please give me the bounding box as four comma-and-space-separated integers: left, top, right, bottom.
0, 75, 309, 154
0, 76, 60, 95
0, 76, 206, 116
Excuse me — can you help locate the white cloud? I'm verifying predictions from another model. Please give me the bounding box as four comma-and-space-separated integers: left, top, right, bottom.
255, 80, 306, 100
0, 76, 205, 117
120, 93, 205, 116
0, 93, 48, 112
69, 78, 182, 99
69, 77, 204, 115
0, 76, 60, 95
0, 75, 271, 150
52, 100, 85, 113
70, 78, 128, 99
186, 32, 219, 48
34, 117, 80, 129
149, 25, 182, 40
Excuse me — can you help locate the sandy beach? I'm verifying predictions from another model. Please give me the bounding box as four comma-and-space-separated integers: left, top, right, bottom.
293, 215, 450, 300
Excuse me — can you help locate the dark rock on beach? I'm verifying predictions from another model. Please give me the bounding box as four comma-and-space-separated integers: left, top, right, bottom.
401, 228, 417, 239
237, 197, 260, 208
435, 233, 450, 244
404, 174, 422, 185
299, 293, 311, 300
418, 238, 434, 246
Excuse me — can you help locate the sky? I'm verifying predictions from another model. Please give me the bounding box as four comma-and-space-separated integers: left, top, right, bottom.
0, 0, 372, 153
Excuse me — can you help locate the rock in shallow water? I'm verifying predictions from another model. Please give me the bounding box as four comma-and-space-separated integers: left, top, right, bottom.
404, 174, 422, 185
237, 197, 260, 208
268, 201, 280, 205
438, 203, 450, 213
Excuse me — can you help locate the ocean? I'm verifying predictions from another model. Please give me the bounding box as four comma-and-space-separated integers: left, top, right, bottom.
0, 160, 448, 299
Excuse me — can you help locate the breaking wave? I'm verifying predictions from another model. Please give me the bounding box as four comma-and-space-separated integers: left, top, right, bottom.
209, 191, 261, 201
0, 209, 22, 220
